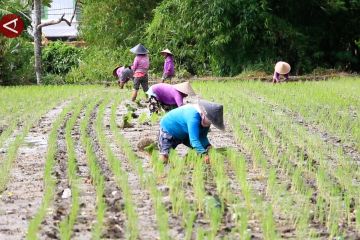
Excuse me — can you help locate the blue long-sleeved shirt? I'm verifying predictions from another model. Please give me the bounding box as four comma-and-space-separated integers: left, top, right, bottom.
160, 105, 210, 154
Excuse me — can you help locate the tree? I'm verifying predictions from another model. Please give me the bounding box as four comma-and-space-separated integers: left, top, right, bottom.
32, 0, 78, 84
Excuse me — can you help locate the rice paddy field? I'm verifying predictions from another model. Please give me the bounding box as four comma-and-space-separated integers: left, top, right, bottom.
0, 77, 359, 239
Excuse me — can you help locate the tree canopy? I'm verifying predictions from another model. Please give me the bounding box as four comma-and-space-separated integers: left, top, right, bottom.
79, 0, 360, 76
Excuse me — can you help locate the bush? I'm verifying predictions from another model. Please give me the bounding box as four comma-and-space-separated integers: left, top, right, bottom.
41, 74, 65, 85
0, 37, 35, 85
65, 46, 133, 84
42, 41, 82, 76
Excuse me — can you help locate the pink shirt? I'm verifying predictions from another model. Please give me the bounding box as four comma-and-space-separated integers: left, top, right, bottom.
132, 55, 149, 75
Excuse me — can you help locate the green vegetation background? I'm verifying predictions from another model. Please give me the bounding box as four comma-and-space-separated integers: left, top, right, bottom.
1, 0, 359, 85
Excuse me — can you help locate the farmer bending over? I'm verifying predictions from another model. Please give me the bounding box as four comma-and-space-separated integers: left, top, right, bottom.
113, 66, 133, 89
158, 100, 225, 164
273, 61, 291, 83
147, 81, 195, 114
130, 44, 150, 101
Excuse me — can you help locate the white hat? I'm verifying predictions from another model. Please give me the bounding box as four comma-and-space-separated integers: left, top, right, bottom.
275, 61, 291, 74
160, 49, 173, 55
173, 81, 195, 96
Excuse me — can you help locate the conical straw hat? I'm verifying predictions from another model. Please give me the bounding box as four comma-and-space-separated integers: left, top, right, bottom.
130, 44, 148, 54
198, 100, 225, 131
173, 81, 195, 96
160, 49, 173, 55
275, 61, 291, 74
113, 66, 123, 78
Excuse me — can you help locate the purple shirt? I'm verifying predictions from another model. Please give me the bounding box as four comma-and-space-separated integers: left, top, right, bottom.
163, 55, 175, 76
132, 55, 149, 74
273, 71, 289, 81
152, 83, 184, 107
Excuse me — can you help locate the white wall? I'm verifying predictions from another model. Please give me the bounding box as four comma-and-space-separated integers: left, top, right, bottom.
41, 0, 79, 38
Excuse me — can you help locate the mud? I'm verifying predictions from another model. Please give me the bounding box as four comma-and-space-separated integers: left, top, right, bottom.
71, 109, 97, 240
104, 104, 160, 240
87, 105, 126, 239
116, 101, 186, 239
39, 113, 72, 239
0, 103, 68, 240
116, 99, 267, 239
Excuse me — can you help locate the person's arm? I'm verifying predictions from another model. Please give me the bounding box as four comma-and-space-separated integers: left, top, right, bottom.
187, 119, 207, 154
199, 128, 210, 149
132, 57, 138, 71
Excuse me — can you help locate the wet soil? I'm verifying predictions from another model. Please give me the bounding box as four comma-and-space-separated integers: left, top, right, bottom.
0, 103, 67, 239
87, 105, 126, 239
104, 103, 160, 240
71, 109, 97, 240
39, 113, 73, 239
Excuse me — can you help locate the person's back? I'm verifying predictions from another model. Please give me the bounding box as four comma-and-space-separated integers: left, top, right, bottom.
152, 83, 184, 107
160, 105, 209, 154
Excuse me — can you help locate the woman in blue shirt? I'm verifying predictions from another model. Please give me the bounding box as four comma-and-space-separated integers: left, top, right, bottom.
158, 100, 225, 164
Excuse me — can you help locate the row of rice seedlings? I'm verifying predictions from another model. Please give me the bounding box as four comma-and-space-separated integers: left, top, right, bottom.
229, 95, 342, 237
0, 103, 62, 192
197, 84, 315, 237
79, 99, 107, 239
167, 150, 197, 240
26, 102, 75, 239
0, 86, 110, 192
110, 102, 170, 239
230, 86, 357, 197
228, 87, 357, 237
208, 150, 243, 239
96, 98, 139, 239
243, 84, 360, 185
226, 149, 277, 239
58, 100, 85, 240
0, 86, 101, 150
243, 95, 360, 234
243, 80, 360, 150
190, 150, 206, 213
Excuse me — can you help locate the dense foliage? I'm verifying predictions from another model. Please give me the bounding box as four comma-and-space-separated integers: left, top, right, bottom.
0, 0, 35, 85
78, 0, 360, 78
42, 41, 82, 76
1, 0, 359, 85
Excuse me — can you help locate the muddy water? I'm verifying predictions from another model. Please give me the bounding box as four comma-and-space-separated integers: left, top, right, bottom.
0, 103, 67, 240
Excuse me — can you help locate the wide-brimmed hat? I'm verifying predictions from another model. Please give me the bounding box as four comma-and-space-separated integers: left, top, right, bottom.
160, 49, 173, 55
173, 81, 195, 96
199, 100, 225, 130
130, 44, 148, 55
275, 61, 291, 74
113, 66, 121, 78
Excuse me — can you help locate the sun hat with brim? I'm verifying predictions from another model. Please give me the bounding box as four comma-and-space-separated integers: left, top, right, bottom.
113, 66, 121, 78
199, 100, 225, 131
160, 49, 173, 55
173, 81, 196, 96
275, 61, 291, 74
130, 44, 148, 55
